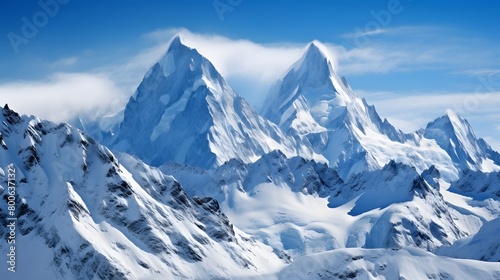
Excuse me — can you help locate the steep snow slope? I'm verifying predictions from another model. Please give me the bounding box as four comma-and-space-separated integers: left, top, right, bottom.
110, 36, 322, 169
277, 247, 500, 280
162, 152, 482, 258
261, 42, 499, 181
436, 218, 500, 262
0, 105, 284, 280
448, 169, 500, 200
161, 151, 348, 258
332, 162, 480, 251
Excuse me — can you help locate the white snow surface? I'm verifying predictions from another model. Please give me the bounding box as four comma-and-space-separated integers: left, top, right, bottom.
277, 247, 500, 280
448, 169, 500, 200
162, 152, 489, 260
436, 218, 500, 262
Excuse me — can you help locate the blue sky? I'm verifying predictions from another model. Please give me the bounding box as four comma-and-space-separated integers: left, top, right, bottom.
1, 0, 499, 148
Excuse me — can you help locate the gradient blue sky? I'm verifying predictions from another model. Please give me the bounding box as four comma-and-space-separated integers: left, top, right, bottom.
1, 0, 499, 148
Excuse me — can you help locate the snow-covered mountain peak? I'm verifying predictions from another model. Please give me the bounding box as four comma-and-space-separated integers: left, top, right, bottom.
261, 40, 500, 180
291, 42, 332, 80
424, 110, 500, 172
262, 41, 418, 179
260, 41, 352, 134
157, 35, 200, 69
136, 35, 228, 102
285, 41, 349, 101
445, 108, 462, 122
167, 35, 184, 49
110, 36, 322, 169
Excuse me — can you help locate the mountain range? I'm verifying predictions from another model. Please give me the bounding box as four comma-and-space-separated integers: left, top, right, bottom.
2, 36, 500, 279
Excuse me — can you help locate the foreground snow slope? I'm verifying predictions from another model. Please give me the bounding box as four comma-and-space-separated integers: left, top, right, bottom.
277, 247, 500, 280
0, 105, 284, 280
435, 217, 500, 262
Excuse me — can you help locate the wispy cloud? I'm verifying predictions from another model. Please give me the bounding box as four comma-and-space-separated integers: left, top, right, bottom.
50, 56, 79, 68
341, 25, 435, 39
0, 73, 124, 122
337, 25, 500, 75
461, 68, 500, 77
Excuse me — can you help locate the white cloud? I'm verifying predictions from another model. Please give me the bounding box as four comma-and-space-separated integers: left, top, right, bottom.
341, 25, 434, 39
335, 25, 500, 76
359, 90, 500, 126
0, 73, 125, 123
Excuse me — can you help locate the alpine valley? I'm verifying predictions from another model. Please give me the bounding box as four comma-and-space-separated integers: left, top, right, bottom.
1, 36, 500, 279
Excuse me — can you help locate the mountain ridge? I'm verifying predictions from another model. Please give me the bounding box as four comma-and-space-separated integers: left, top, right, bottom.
0, 104, 285, 279
261, 40, 499, 180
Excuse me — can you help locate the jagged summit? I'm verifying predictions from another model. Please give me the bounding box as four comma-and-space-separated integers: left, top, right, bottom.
429, 109, 472, 133
132, 35, 228, 103
424, 110, 500, 171
292, 42, 332, 77
283, 41, 346, 100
